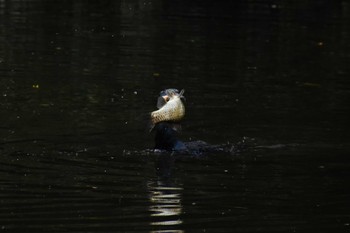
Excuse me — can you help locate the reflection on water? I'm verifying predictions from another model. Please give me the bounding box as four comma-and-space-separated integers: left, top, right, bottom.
148, 181, 183, 228
148, 155, 184, 232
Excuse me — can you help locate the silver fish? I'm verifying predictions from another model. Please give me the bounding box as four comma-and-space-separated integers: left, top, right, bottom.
150, 89, 185, 131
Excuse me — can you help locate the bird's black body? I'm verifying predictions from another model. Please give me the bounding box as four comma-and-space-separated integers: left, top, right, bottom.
151, 88, 230, 154
151, 88, 187, 151
153, 122, 186, 151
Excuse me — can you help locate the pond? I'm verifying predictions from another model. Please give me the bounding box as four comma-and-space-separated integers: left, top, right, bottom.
1, 0, 350, 232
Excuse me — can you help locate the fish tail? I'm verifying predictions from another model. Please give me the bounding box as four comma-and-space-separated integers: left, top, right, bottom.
179, 89, 185, 102
179, 89, 185, 97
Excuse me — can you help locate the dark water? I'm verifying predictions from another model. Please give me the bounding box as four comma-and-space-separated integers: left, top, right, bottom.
1, 0, 350, 232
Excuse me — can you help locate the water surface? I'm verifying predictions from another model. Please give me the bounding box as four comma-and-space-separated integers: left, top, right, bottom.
1, 0, 350, 232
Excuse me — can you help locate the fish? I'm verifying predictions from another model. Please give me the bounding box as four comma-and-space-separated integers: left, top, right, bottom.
149, 89, 185, 131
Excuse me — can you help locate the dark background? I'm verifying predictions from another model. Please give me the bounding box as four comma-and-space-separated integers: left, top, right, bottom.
0, 0, 349, 232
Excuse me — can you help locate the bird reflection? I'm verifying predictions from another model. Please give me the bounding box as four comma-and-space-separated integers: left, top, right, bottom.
148, 155, 184, 232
